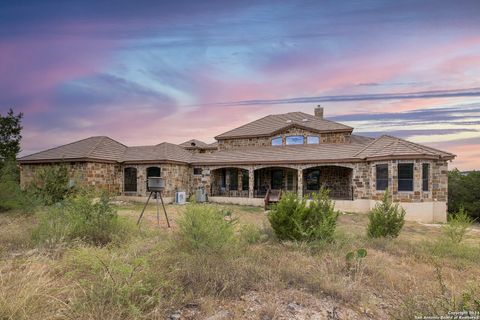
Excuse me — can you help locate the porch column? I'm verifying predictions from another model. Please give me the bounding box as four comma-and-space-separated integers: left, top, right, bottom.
238, 169, 243, 191
297, 168, 303, 198
248, 167, 254, 198
225, 169, 231, 191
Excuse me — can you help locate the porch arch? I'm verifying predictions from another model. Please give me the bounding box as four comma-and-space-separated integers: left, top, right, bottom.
253, 166, 299, 198
303, 165, 354, 200
210, 167, 250, 197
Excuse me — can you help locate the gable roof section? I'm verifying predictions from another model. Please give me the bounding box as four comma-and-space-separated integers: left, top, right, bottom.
179, 139, 217, 149
121, 142, 192, 164
354, 135, 455, 160
18, 136, 127, 163
215, 112, 353, 140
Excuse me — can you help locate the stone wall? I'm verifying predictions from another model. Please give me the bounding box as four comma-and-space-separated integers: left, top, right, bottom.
432, 160, 448, 202
217, 127, 351, 150
121, 163, 191, 197
351, 162, 371, 200
20, 162, 122, 193
20, 158, 449, 208
367, 159, 448, 203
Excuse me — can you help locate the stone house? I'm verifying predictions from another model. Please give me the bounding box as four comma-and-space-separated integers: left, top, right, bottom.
18, 107, 455, 222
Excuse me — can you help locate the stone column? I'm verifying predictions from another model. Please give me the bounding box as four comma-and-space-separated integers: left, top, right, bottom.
248, 167, 254, 198
225, 169, 230, 191
297, 168, 303, 198
238, 169, 243, 191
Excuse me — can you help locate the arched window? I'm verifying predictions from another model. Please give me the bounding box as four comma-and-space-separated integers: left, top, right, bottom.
124, 167, 137, 192
146, 167, 161, 191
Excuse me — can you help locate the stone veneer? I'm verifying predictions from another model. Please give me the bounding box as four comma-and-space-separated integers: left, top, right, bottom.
20, 162, 122, 193
217, 127, 351, 150
121, 163, 191, 198
20, 158, 449, 207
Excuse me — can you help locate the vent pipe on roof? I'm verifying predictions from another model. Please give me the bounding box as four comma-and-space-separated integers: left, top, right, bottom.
314, 105, 324, 119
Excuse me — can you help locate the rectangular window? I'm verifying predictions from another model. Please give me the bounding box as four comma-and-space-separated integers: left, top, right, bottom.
193, 168, 202, 175
422, 163, 429, 191
271, 137, 282, 146
376, 164, 388, 191
286, 135, 304, 145
307, 136, 320, 144
398, 163, 414, 191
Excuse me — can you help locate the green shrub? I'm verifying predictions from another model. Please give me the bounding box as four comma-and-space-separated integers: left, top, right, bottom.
367, 190, 405, 238
268, 189, 339, 242
448, 169, 480, 220
31, 164, 70, 205
0, 160, 37, 212
32, 190, 136, 246
177, 204, 236, 253
442, 207, 473, 244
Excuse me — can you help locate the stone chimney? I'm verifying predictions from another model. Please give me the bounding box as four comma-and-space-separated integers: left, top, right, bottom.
314, 105, 324, 119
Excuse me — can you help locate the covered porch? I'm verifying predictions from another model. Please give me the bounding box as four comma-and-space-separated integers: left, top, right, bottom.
209, 165, 354, 201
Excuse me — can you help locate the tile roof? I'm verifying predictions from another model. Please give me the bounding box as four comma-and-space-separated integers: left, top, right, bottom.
215, 112, 353, 139
354, 135, 455, 160
191, 141, 368, 165
18, 134, 454, 165
179, 139, 217, 149
121, 143, 192, 163
17, 136, 127, 163
350, 134, 375, 144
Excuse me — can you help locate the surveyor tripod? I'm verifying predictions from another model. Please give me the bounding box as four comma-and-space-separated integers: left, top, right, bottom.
137, 191, 171, 228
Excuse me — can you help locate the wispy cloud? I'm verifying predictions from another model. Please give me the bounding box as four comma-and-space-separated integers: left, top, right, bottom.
198, 87, 480, 106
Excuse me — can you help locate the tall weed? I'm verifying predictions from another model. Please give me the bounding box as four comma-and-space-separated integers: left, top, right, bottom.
177, 204, 236, 253
442, 207, 474, 244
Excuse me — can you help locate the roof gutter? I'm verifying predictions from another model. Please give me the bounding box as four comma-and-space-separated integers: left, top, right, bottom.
17, 157, 118, 164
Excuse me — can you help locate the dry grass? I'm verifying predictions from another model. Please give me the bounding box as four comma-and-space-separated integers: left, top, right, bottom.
0, 203, 479, 319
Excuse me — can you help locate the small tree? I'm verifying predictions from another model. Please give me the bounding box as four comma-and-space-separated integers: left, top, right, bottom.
448, 169, 480, 220
367, 189, 405, 238
31, 165, 70, 205
268, 189, 340, 242
0, 108, 23, 165
0, 160, 26, 211
442, 207, 474, 244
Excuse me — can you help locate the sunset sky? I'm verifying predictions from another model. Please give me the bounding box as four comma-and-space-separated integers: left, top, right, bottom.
1, 0, 479, 170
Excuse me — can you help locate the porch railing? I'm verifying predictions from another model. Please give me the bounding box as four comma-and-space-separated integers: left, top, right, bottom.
303, 186, 354, 200
210, 187, 249, 198
254, 187, 296, 198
